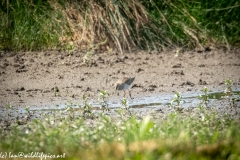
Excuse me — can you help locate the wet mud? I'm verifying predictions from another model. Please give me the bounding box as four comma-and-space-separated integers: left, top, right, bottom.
0, 48, 240, 127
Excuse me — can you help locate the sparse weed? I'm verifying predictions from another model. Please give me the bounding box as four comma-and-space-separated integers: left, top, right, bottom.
52, 86, 60, 97
198, 86, 210, 107
224, 78, 234, 97
81, 95, 94, 118
121, 98, 131, 115
224, 78, 236, 107
170, 92, 185, 109
25, 106, 31, 120
63, 102, 75, 120
98, 90, 109, 112
6, 104, 11, 122
197, 104, 206, 112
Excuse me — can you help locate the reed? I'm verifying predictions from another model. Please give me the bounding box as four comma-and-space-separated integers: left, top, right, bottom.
0, 0, 239, 51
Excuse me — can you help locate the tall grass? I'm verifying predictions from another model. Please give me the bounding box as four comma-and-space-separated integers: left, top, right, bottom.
144, 0, 240, 49
193, 0, 240, 47
0, 0, 69, 51
0, 0, 239, 51
55, 0, 164, 52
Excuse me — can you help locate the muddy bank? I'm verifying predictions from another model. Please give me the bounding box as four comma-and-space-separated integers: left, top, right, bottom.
0, 48, 240, 108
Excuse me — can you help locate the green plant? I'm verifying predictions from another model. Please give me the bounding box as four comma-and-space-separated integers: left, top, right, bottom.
121, 98, 131, 115
25, 106, 31, 120
63, 102, 76, 120
52, 86, 60, 97
197, 104, 206, 111
198, 86, 210, 107
224, 79, 234, 97
6, 103, 11, 122
98, 90, 109, 112
224, 78, 236, 107
170, 92, 185, 108
81, 95, 93, 118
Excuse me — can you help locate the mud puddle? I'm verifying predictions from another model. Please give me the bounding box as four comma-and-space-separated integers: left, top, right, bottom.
1, 90, 239, 122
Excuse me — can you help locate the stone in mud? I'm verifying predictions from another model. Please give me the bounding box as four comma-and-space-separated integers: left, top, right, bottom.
180, 81, 195, 86
198, 79, 207, 85
172, 63, 182, 68
137, 68, 144, 73
170, 70, 184, 75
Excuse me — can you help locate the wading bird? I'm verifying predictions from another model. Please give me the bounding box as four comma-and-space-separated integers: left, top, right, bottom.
115, 77, 135, 99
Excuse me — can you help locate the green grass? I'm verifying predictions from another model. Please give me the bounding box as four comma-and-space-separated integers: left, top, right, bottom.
1, 107, 240, 159
143, 0, 240, 49
0, 0, 69, 51
0, 0, 239, 51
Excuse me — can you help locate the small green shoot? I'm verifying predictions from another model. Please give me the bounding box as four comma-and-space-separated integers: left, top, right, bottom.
198, 104, 206, 112
198, 86, 210, 107
98, 90, 109, 112
25, 106, 31, 120
121, 98, 131, 115
6, 103, 12, 121
170, 92, 185, 109
224, 78, 236, 107
82, 95, 94, 118
64, 102, 75, 120
6, 103, 11, 110
224, 78, 234, 97
52, 86, 60, 97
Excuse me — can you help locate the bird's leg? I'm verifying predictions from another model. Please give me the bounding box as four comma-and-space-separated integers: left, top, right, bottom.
129, 90, 133, 99
123, 91, 126, 98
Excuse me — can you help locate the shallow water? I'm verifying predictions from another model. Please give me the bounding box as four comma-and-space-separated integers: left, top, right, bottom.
0, 90, 239, 121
